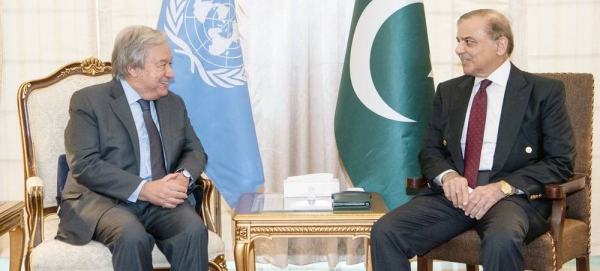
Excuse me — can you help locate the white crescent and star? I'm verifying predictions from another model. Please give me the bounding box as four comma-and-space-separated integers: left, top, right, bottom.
349, 0, 432, 122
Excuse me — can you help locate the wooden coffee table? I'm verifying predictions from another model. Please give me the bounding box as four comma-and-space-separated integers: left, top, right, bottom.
0, 201, 25, 271
232, 193, 387, 271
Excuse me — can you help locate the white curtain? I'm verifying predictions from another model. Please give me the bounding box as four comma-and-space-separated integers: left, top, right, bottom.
237, 0, 353, 198
236, 0, 358, 267
1, 0, 600, 264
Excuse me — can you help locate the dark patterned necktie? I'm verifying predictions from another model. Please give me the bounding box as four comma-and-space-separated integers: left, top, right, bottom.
138, 99, 167, 181
464, 79, 492, 188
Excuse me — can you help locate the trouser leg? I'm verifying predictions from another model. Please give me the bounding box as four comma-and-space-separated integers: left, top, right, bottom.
370, 193, 475, 271
475, 199, 529, 271
94, 202, 155, 271
144, 201, 209, 271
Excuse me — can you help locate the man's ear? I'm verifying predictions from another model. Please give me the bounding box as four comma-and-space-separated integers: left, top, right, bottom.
495, 37, 508, 55
126, 64, 138, 77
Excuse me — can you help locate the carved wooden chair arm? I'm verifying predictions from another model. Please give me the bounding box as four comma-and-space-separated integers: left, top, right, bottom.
25, 177, 45, 249
407, 173, 587, 196
197, 176, 220, 235
544, 173, 589, 269
544, 173, 587, 199
406, 177, 427, 188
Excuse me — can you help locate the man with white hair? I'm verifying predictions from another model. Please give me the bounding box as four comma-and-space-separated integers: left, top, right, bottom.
58, 25, 209, 271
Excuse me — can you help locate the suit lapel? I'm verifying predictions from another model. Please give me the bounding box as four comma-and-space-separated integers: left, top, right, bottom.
155, 95, 173, 171
448, 76, 475, 174
108, 79, 141, 166
491, 65, 531, 175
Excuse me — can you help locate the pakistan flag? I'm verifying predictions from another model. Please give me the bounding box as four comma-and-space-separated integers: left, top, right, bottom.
335, 0, 435, 209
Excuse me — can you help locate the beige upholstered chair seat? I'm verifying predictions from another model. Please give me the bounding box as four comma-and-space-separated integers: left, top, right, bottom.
29, 214, 225, 271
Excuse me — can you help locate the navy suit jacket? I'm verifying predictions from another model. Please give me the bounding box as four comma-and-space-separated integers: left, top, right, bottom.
56, 78, 207, 245
418, 64, 576, 241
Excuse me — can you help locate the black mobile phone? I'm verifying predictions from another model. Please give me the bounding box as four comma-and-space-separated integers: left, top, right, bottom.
331, 191, 371, 203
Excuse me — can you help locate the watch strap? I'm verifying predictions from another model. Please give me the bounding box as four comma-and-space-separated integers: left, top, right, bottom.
176, 168, 195, 189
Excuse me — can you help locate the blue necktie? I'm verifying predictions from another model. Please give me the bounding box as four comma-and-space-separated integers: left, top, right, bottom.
138, 99, 167, 181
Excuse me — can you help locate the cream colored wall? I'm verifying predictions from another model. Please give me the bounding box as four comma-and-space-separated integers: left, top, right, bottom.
0, 0, 163, 257
0, 0, 599, 260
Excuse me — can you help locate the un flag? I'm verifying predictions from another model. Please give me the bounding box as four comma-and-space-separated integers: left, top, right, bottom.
158, 0, 264, 207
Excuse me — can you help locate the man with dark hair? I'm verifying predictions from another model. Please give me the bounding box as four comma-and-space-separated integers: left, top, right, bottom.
57, 25, 209, 271
371, 9, 575, 271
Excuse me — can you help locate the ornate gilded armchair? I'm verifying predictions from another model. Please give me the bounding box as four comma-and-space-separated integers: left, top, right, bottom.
17, 57, 227, 271
407, 73, 593, 271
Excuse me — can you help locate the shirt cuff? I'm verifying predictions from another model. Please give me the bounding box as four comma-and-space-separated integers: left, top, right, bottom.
128, 180, 147, 202
434, 170, 457, 186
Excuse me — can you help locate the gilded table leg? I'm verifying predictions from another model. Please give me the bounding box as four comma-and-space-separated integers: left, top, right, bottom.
9, 222, 25, 271
234, 242, 249, 271
248, 241, 255, 271
365, 238, 372, 271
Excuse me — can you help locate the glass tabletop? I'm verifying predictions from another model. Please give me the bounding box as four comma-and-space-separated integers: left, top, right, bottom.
249, 194, 375, 213
251, 194, 332, 212
234, 193, 387, 218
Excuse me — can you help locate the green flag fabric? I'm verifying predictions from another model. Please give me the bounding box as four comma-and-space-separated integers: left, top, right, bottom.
335, 0, 435, 209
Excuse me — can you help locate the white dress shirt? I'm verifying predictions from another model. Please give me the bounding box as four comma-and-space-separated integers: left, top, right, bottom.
121, 79, 164, 202
434, 59, 511, 186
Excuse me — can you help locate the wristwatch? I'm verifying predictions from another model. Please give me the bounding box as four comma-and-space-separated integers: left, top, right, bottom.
499, 180, 513, 197
176, 168, 194, 189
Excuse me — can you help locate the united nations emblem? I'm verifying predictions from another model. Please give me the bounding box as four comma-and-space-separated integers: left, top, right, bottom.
163, 0, 246, 88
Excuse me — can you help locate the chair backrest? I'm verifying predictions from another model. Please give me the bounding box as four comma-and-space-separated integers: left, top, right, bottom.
536, 73, 594, 223
18, 58, 113, 212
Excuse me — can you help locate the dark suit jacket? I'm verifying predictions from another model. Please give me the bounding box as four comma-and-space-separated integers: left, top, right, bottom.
418, 64, 576, 241
56, 78, 207, 245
